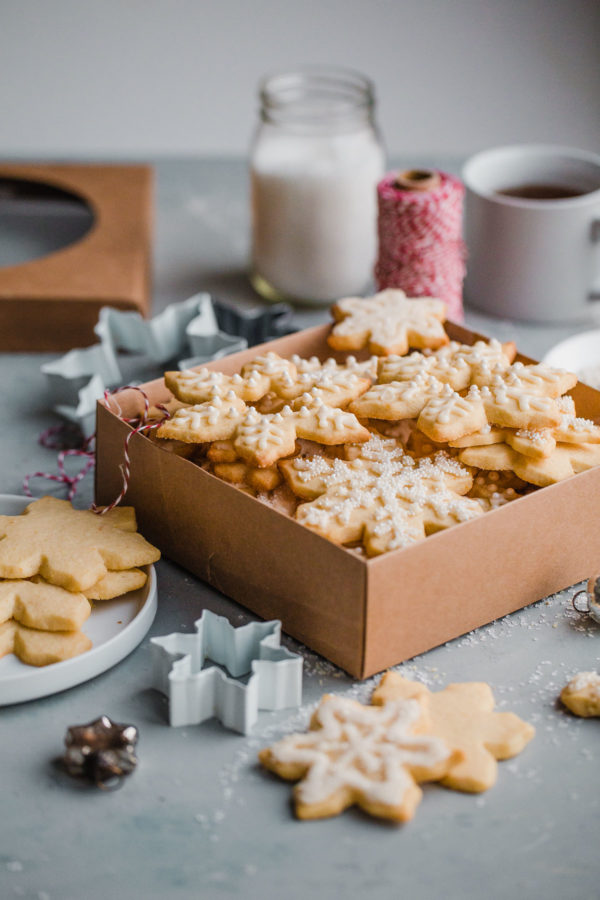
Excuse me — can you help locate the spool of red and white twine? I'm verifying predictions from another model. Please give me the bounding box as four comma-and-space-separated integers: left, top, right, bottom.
375, 169, 466, 321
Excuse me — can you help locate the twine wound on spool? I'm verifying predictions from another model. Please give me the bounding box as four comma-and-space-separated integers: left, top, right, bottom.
375, 168, 466, 321
393, 169, 441, 192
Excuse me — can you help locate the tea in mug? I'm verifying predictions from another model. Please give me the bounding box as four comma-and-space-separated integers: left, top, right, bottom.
496, 183, 586, 200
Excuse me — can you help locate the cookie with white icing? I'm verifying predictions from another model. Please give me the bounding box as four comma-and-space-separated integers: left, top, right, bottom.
328, 290, 449, 356
259, 693, 459, 822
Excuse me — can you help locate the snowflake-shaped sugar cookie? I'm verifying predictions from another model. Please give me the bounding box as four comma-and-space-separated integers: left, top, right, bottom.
259, 694, 456, 822
350, 378, 487, 443
0, 497, 160, 592
372, 672, 535, 792
471, 360, 577, 398
274, 355, 375, 405
377, 338, 516, 392
457, 440, 600, 487
164, 367, 270, 404
158, 389, 370, 468
328, 289, 448, 356
280, 437, 482, 555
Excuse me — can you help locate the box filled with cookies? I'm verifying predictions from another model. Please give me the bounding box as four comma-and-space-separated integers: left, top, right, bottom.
95, 292, 600, 678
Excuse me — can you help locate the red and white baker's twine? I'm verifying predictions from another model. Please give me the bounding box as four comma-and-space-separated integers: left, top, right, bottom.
24, 386, 171, 512
91, 386, 171, 514
24, 428, 96, 502
375, 171, 466, 321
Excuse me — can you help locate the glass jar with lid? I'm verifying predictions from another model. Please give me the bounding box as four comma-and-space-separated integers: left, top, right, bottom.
249, 66, 385, 305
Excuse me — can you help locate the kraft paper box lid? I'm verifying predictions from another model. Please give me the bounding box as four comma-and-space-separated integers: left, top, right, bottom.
0, 162, 152, 352
95, 322, 600, 678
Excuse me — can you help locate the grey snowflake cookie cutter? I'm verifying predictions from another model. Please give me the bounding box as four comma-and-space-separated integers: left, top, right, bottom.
150, 609, 303, 735
41, 292, 296, 436
40, 293, 248, 436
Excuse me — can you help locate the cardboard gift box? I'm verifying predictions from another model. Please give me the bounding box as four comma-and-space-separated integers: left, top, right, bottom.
0, 163, 152, 351
95, 322, 600, 678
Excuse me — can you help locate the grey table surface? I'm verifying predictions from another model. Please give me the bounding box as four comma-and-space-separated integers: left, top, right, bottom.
1, 157, 599, 900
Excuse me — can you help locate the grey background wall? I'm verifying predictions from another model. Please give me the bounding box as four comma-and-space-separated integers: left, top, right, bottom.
0, 0, 599, 159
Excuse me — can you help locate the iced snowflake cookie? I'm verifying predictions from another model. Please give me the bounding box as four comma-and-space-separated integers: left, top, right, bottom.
350, 379, 489, 443
560, 672, 600, 717
280, 440, 482, 555
159, 388, 370, 468
377, 339, 517, 391
328, 290, 449, 356
470, 360, 577, 398
258, 694, 459, 822
164, 366, 271, 404
372, 672, 535, 792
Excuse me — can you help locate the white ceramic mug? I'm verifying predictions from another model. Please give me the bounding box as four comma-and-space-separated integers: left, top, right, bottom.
462, 145, 600, 322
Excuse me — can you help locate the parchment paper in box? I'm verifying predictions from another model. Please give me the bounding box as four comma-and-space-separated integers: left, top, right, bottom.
95, 323, 600, 679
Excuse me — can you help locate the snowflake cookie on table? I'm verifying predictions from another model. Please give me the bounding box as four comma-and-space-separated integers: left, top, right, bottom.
259, 694, 459, 822
371, 672, 535, 792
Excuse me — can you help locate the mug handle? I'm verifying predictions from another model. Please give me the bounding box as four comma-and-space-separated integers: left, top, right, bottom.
590, 219, 600, 300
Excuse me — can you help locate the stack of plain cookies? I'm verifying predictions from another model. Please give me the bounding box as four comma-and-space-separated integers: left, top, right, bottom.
0, 497, 160, 667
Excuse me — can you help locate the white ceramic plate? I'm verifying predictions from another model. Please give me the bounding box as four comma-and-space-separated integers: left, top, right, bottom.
0, 495, 157, 705
543, 329, 600, 385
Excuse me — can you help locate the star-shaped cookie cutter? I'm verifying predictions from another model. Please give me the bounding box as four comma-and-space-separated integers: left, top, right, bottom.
150, 609, 303, 734
41, 293, 295, 436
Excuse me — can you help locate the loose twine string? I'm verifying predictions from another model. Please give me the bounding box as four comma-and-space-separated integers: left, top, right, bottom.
23, 386, 171, 512
375, 170, 466, 321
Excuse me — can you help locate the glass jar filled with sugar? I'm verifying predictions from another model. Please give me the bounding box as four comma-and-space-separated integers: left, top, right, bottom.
250, 67, 385, 305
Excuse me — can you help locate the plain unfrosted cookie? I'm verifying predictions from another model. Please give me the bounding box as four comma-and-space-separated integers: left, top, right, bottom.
458, 441, 600, 487
560, 672, 600, 717
0, 620, 92, 666
258, 693, 459, 822
0, 497, 160, 593
328, 290, 449, 356
372, 672, 535, 792
83, 568, 147, 601
0, 578, 91, 631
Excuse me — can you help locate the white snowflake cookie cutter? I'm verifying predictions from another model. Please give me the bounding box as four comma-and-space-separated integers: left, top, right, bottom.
150, 609, 303, 734
41, 293, 248, 436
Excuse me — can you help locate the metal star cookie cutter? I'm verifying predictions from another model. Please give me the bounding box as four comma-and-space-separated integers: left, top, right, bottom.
41, 293, 296, 436
40, 293, 249, 436
213, 296, 295, 347
150, 609, 303, 735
